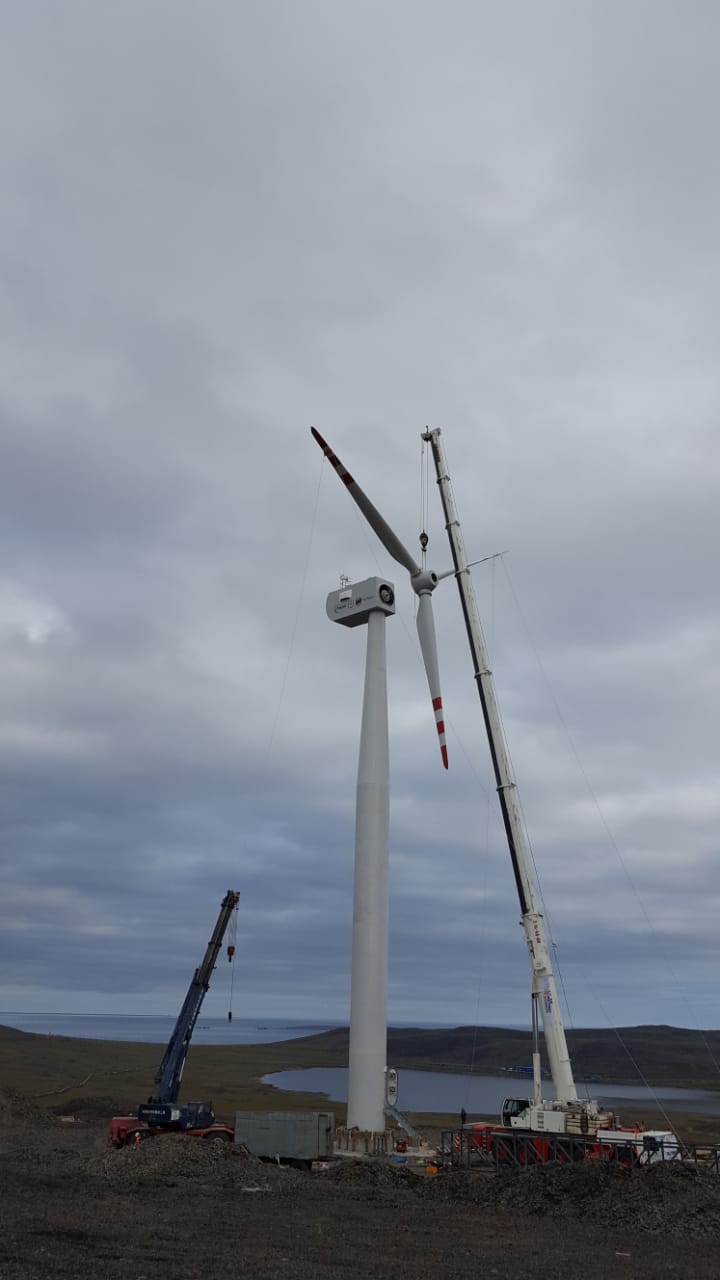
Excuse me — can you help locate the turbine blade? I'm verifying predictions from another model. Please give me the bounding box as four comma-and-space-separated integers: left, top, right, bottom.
416, 593, 448, 769
311, 427, 420, 577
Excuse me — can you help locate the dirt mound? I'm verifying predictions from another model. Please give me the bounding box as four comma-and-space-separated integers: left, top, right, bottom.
319, 1156, 413, 1202
324, 1157, 408, 1186
0, 1088, 97, 1178
418, 1161, 720, 1237
0, 1088, 59, 1130
51, 1095, 129, 1122
93, 1133, 306, 1194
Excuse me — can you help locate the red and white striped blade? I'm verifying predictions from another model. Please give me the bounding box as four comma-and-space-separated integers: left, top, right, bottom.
311, 427, 421, 577
416, 593, 448, 769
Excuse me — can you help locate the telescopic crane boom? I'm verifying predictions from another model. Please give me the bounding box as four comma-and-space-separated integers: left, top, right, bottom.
420, 431, 678, 1154
137, 889, 240, 1130
421, 429, 587, 1133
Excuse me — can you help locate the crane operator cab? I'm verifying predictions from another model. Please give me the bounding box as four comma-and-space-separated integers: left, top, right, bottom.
501, 1097, 532, 1129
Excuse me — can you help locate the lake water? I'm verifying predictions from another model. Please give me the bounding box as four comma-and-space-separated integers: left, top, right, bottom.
263, 1066, 720, 1117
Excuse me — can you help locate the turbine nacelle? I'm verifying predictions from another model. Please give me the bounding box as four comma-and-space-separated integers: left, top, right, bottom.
326, 577, 396, 628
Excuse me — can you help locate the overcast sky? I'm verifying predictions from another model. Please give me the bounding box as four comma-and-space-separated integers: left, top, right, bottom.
1, 1, 718, 1040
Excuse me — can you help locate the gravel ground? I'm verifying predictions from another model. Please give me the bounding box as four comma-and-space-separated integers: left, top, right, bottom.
1, 1090, 719, 1278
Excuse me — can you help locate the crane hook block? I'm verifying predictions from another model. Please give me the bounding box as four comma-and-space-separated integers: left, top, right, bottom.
227, 945, 235, 962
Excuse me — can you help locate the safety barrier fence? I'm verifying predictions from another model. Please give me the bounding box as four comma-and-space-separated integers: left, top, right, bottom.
440, 1129, 720, 1172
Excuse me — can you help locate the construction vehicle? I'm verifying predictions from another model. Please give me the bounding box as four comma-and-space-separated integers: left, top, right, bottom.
109, 890, 239, 1148
422, 430, 677, 1160
452, 1121, 680, 1168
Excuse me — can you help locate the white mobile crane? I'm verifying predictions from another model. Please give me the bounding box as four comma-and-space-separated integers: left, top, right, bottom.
421, 429, 676, 1159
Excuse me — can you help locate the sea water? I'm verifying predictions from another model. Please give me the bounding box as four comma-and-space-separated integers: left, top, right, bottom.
0, 1012, 341, 1045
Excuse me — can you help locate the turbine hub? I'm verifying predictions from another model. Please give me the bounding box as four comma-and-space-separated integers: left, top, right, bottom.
411, 568, 438, 595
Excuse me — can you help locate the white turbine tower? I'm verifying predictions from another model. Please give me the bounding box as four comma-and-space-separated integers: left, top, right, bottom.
312, 427, 448, 1133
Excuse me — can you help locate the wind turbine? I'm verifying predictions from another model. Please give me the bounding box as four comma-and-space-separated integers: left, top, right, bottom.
312, 427, 448, 1134
312, 428, 448, 770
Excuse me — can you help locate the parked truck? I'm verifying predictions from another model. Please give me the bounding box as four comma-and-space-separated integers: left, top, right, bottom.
109, 890, 239, 1148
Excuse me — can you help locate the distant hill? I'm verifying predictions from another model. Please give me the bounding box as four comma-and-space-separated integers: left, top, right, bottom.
288, 1024, 720, 1089
393, 1023, 720, 1088
1, 1020, 719, 1093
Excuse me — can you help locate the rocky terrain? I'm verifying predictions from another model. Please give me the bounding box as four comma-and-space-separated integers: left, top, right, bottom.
2, 1088, 720, 1279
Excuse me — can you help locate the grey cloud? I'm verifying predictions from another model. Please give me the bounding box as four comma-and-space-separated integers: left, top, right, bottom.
0, 1, 718, 1038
